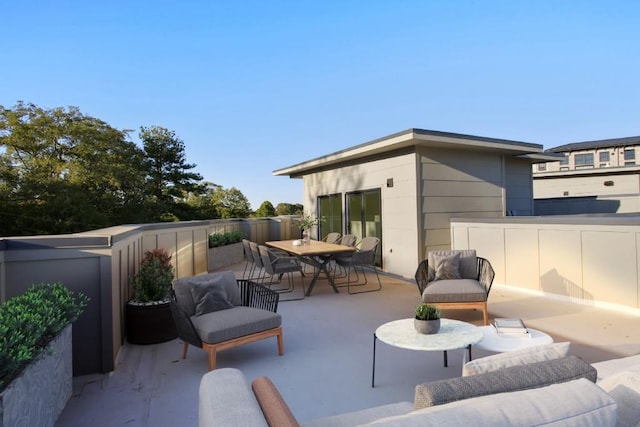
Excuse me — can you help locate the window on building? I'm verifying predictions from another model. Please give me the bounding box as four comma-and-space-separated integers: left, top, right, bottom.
574, 153, 594, 169
599, 151, 610, 167
624, 149, 635, 166
537, 163, 547, 172
559, 154, 569, 166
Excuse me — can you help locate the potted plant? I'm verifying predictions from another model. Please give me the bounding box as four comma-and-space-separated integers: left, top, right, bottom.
126, 248, 178, 344
297, 213, 322, 244
0, 283, 88, 427
208, 230, 245, 271
414, 303, 441, 334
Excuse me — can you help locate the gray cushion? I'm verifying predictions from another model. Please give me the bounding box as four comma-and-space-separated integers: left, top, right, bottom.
366, 379, 617, 427
428, 250, 477, 280
422, 279, 487, 303
199, 368, 268, 427
414, 356, 597, 409
190, 281, 234, 316
191, 306, 281, 344
432, 252, 461, 280
173, 271, 240, 316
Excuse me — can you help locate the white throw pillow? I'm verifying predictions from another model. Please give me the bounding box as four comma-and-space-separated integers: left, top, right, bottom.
462, 342, 571, 376
597, 366, 640, 427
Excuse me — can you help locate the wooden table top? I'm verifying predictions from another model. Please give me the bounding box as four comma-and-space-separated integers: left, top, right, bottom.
265, 239, 356, 256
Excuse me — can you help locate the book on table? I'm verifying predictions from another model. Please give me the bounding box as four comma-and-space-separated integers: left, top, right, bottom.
494, 318, 529, 335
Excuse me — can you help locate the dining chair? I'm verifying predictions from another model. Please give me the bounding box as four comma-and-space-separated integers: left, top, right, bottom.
258, 245, 306, 301
333, 236, 382, 294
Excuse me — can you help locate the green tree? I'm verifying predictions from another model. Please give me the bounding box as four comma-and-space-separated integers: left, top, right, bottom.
275, 203, 303, 216
0, 101, 146, 235
185, 181, 221, 219
139, 126, 203, 221
254, 200, 276, 217
211, 187, 251, 219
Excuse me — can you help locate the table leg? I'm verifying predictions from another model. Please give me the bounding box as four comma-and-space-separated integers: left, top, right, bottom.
305, 255, 339, 296
372, 333, 377, 388
468, 344, 472, 361
443, 350, 448, 367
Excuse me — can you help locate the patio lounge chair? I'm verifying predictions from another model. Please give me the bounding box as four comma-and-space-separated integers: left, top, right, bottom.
414, 250, 495, 325
170, 271, 283, 370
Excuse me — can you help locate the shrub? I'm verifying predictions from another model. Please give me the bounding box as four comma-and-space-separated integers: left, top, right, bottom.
208, 230, 245, 248
0, 282, 88, 392
130, 248, 174, 302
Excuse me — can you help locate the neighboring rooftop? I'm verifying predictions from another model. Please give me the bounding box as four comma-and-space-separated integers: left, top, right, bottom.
546, 136, 640, 153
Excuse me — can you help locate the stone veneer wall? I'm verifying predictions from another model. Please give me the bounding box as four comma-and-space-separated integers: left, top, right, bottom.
0, 324, 72, 427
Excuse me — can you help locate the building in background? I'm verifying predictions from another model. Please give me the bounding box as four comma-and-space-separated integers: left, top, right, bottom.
533, 136, 640, 215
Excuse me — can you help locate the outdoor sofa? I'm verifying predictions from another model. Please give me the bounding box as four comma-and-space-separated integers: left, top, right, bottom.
199, 343, 640, 426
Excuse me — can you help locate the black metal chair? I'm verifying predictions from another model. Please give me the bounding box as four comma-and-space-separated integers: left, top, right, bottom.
332, 236, 382, 294
414, 251, 495, 325
170, 271, 283, 370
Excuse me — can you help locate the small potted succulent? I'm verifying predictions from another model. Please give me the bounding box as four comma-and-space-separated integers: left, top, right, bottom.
414, 303, 441, 334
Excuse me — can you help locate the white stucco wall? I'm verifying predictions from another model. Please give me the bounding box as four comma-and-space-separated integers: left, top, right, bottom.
302, 153, 419, 278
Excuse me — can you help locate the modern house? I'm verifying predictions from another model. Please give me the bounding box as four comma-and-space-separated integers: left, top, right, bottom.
274, 128, 557, 278
533, 136, 640, 215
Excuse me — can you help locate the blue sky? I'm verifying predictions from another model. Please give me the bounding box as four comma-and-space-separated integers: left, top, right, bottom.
2, 1, 638, 209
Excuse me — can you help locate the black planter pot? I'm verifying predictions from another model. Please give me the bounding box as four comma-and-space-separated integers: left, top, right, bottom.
126, 300, 178, 345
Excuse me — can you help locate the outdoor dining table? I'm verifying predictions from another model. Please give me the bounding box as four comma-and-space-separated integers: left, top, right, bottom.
265, 239, 356, 296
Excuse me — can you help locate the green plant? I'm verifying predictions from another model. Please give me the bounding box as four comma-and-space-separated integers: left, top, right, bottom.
130, 248, 174, 302
297, 213, 322, 230
0, 282, 88, 392
415, 304, 441, 320
208, 230, 245, 248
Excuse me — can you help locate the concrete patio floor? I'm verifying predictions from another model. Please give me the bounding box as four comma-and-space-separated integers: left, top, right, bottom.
56, 263, 640, 426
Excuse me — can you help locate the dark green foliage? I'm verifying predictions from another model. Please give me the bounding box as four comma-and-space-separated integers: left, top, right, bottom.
415, 304, 441, 320
208, 230, 245, 248
130, 249, 175, 302
0, 283, 88, 391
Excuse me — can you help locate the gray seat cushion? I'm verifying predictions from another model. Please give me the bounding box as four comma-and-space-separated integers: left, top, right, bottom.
422, 279, 487, 303
191, 306, 281, 344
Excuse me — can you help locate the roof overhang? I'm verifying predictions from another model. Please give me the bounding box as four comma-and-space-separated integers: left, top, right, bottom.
273, 128, 546, 177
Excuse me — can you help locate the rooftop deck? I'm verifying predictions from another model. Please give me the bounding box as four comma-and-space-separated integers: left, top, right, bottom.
56, 264, 640, 426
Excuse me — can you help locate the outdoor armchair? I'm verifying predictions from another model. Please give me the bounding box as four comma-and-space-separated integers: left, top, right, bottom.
414, 250, 495, 325
170, 271, 283, 370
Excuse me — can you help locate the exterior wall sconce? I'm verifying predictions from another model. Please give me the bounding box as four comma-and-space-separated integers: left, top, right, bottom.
604, 181, 614, 187
386, 178, 394, 188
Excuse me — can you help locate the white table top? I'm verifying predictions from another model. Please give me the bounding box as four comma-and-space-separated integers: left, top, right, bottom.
375, 318, 483, 351
474, 325, 554, 352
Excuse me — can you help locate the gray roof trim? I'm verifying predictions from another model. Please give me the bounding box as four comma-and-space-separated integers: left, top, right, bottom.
273, 128, 543, 177
546, 136, 640, 153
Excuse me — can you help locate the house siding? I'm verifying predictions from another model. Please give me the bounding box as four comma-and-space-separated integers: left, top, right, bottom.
302, 153, 420, 278
418, 148, 504, 258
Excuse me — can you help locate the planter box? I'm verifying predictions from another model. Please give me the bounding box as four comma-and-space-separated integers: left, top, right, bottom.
126, 300, 178, 345
0, 324, 72, 427
208, 242, 244, 271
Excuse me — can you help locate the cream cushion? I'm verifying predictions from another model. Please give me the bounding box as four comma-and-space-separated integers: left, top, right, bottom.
462, 342, 571, 376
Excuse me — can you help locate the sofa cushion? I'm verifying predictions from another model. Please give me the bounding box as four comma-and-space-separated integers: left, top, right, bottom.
190, 280, 235, 316
596, 365, 640, 427
414, 356, 596, 409
364, 378, 617, 427
301, 402, 413, 427
173, 271, 240, 316
462, 341, 571, 376
428, 250, 477, 280
199, 368, 268, 427
252, 377, 300, 427
191, 306, 281, 344
432, 252, 461, 280
422, 279, 487, 303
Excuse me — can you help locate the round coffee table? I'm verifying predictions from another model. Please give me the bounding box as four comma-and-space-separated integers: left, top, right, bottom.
372, 318, 482, 387
474, 325, 553, 353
